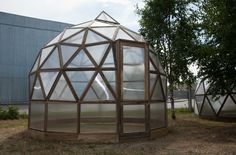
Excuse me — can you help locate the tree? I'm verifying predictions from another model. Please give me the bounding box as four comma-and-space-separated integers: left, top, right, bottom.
196, 0, 236, 95
137, 0, 198, 119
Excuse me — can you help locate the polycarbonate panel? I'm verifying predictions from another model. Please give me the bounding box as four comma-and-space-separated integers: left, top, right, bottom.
116, 28, 134, 41
32, 78, 44, 100
149, 60, 156, 71
41, 48, 60, 69
31, 55, 40, 73
72, 21, 93, 28
30, 102, 44, 130
92, 27, 117, 39
123, 104, 145, 133
201, 98, 215, 116
207, 95, 226, 113
47, 103, 77, 133
66, 71, 95, 98
150, 102, 166, 129
61, 28, 82, 40
80, 104, 116, 133
40, 72, 58, 96
50, 75, 75, 101
123, 28, 143, 41
161, 75, 167, 98
149, 52, 157, 68
96, 12, 117, 23
195, 95, 204, 112
40, 46, 55, 65
86, 44, 109, 65
102, 71, 116, 93
67, 50, 94, 68
204, 80, 211, 92
63, 31, 85, 44
83, 74, 114, 101
86, 30, 107, 44
102, 48, 115, 67
46, 32, 62, 46
91, 21, 114, 27
30, 73, 36, 96
150, 73, 157, 95
152, 79, 164, 100
60, 45, 78, 65
219, 96, 236, 117
196, 82, 205, 95
123, 46, 145, 100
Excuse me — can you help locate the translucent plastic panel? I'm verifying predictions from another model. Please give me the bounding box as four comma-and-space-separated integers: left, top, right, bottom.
204, 80, 211, 92
83, 74, 114, 101
91, 21, 114, 27
80, 104, 116, 133
150, 73, 157, 95
150, 102, 166, 129
102, 48, 115, 67
152, 79, 165, 100
50, 75, 75, 101
86, 30, 107, 44
207, 95, 226, 113
161, 75, 167, 98
96, 12, 118, 23
60, 45, 78, 65
67, 50, 94, 68
66, 71, 95, 98
40, 46, 55, 65
123, 104, 145, 133
31, 55, 40, 73
61, 28, 82, 40
157, 59, 165, 74
46, 32, 62, 46
195, 95, 204, 112
32, 77, 44, 100
47, 103, 77, 133
196, 82, 205, 95
201, 98, 215, 116
29, 73, 36, 96
219, 96, 236, 117
149, 60, 156, 71
30, 102, 44, 130
40, 72, 58, 96
72, 21, 93, 28
92, 27, 117, 39
194, 102, 199, 114
123, 28, 143, 42
103, 71, 116, 93
41, 48, 60, 69
63, 31, 85, 44
116, 28, 134, 41
86, 44, 109, 65
123, 46, 145, 100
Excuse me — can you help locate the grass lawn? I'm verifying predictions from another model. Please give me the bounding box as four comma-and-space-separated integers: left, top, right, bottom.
0, 111, 236, 155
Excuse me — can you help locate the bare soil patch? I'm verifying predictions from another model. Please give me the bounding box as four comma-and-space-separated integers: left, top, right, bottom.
0, 113, 236, 155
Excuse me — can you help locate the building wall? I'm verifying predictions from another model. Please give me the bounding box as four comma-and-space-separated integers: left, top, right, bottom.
0, 12, 72, 104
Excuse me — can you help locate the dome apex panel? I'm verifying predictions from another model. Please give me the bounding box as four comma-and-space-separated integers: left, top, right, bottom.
29, 11, 167, 142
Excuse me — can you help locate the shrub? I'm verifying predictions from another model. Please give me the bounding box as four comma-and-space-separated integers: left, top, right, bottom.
0, 106, 20, 120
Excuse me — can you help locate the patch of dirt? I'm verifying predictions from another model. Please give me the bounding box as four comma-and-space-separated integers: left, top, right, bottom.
0, 113, 236, 155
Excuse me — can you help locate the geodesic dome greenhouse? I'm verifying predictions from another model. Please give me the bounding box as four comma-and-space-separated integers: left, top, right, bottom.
194, 80, 236, 118
28, 11, 167, 142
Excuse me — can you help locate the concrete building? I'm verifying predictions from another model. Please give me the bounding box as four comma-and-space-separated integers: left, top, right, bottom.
0, 12, 72, 104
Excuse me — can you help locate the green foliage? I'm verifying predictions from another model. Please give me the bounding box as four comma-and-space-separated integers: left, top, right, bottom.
0, 106, 20, 120
196, 0, 236, 95
137, 0, 198, 88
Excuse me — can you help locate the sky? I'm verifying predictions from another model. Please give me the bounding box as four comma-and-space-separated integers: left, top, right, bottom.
0, 0, 144, 32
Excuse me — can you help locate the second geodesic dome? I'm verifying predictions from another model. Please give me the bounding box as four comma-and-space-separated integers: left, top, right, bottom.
194, 80, 236, 118
28, 11, 167, 142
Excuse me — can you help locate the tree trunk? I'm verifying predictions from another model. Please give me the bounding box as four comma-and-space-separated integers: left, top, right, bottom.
187, 85, 193, 112
170, 87, 176, 119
